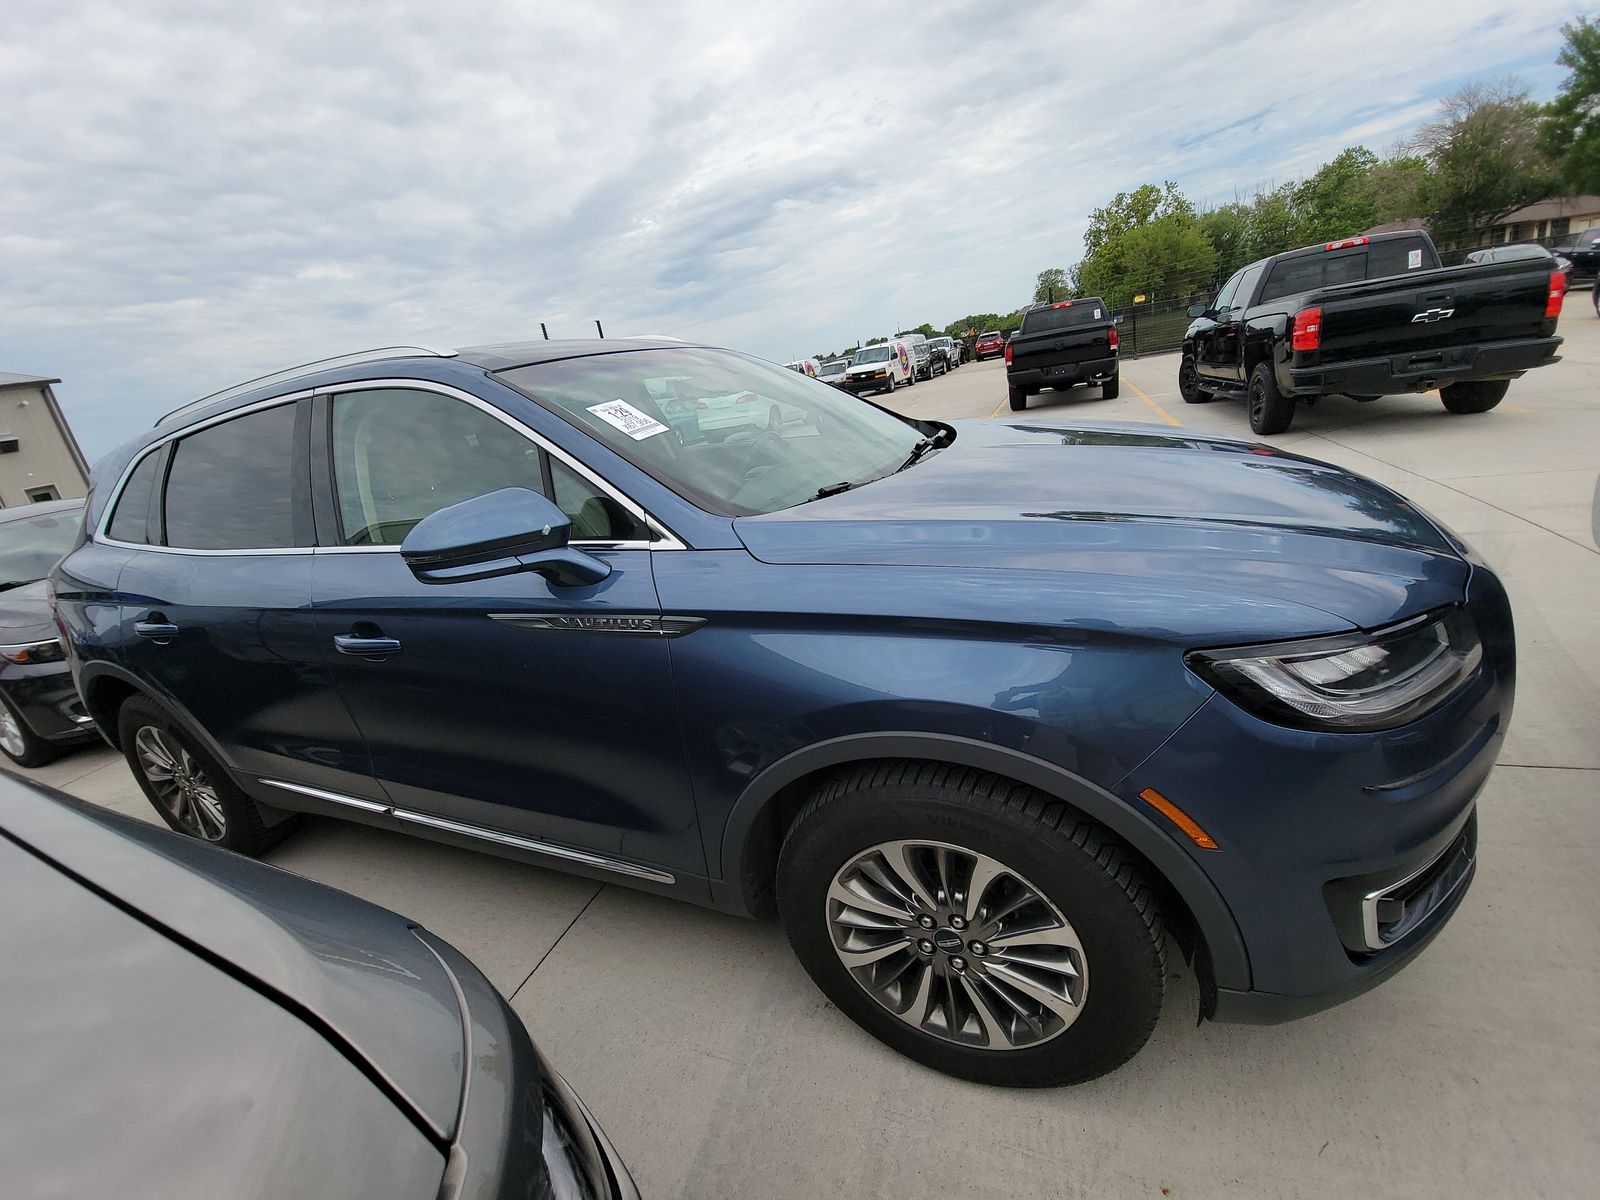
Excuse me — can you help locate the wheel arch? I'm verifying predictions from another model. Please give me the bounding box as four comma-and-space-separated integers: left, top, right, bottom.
714, 731, 1251, 995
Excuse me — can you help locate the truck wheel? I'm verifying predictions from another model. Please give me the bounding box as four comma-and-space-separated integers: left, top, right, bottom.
1178, 358, 1212, 404
885, 375, 896, 394
1439, 380, 1509, 414
776, 762, 1166, 1086
1101, 373, 1120, 400
1247, 362, 1295, 435
1007, 385, 1027, 412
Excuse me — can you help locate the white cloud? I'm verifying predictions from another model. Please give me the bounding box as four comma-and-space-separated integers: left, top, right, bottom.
0, 0, 1576, 459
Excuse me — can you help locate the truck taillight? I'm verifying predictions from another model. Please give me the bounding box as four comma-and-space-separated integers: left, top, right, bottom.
1108, 327, 1119, 351
1324, 237, 1369, 251
1546, 270, 1567, 319
1004, 342, 1013, 365
1291, 306, 1322, 352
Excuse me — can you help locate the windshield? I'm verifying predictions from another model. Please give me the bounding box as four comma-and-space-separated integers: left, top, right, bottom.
854, 345, 893, 363
0, 506, 82, 588
500, 348, 924, 517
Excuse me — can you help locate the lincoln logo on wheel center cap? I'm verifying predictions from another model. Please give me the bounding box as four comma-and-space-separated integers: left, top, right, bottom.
933, 929, 963, 953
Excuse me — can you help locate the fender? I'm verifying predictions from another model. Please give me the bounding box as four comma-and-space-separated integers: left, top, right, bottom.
716, 730, 1251, 992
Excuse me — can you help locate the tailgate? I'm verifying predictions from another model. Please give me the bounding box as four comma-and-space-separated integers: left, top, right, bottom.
1316, 262, 1552, 363
1012, 323, 1115, 370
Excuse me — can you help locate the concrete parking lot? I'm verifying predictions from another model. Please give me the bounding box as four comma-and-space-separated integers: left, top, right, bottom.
21, 311, 1600, 1199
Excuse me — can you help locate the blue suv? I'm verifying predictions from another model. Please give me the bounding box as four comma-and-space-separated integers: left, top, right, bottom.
52, 340, 1514, 1085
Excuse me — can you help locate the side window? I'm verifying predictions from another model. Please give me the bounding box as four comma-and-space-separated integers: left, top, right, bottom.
1233, 264, 1265, 309
164, 404, 299, 550
548, 457, 648, 542
330, 389, 545, 546
106, 450, 165, 544
1212, 271, 1243, 313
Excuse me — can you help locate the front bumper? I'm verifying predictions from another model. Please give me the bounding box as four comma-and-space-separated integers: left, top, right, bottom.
1007, 354, 1118, 389
1288, 335, 1561, 396
0, 664, 96, 744
1121, 564, 1514, 1021
843, 375, 891, 393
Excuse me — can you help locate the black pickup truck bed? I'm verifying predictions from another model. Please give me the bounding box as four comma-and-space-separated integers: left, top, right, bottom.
1005, 298, 1119, 410
1180, 232, 1565, 434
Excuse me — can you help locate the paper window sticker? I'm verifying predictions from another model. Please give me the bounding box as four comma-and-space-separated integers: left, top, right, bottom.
1408, 249, 1423, 269
587, 399, 668, 441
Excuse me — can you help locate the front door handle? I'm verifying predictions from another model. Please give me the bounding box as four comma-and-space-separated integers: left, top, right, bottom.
334, 633, 403, 657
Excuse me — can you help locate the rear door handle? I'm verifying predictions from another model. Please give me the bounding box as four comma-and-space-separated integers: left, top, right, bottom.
134, 616, 180, 641
334, 633, 403, 657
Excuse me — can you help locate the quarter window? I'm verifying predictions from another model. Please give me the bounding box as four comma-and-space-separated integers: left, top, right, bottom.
164, 404, 299, 550
107, 451, 165, 544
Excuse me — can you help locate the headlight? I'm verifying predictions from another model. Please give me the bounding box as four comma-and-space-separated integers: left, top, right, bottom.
1186, 609, 1482, 732
0, 639, 65, 665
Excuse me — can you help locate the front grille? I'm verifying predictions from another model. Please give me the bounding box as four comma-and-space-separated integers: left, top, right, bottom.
1360, 822, 1476, 951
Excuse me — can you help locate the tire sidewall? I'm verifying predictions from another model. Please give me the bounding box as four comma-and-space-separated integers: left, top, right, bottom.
779, 786, 1163, 1086
0, 692, 53, 767
116, 695, 267, 851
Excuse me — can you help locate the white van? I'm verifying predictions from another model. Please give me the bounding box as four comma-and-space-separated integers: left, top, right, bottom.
841, 339, 916, 395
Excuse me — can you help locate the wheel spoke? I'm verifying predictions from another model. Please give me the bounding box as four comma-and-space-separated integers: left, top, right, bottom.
983, 961, 1083, 1020
885, 843, 939, 912
827, 879, 912, 923
987, 921, 1072, 949
957, 973, 1010, 1048
962, 855, 1006, 923
903, 957, 936, 1026
971, 970, 1048, 1042
836, 936, 912, 968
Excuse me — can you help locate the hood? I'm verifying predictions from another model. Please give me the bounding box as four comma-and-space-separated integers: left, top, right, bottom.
0, 784, 468, 1144
0, 579, 57, 643
735, 420, 1467, 633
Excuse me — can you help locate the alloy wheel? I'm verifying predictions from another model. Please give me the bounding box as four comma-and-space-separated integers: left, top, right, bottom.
1179, 360, 1197, 401
0, 706, 26, 759
135, 725, 227, 840
826, 839, 1088, 1050
1249, 376, 1265, 424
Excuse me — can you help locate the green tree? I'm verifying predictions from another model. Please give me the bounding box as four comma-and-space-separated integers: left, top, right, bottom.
1198, 203, 1254, 277
1541, 15, 1600, 194
1293, 146, 1381, 241
1083, 182, 1194, 256
1077, 216, 1217, 307
1408, 80, 1557, 245
1364, 155, 1432, 224
1033, 267, 1070, 303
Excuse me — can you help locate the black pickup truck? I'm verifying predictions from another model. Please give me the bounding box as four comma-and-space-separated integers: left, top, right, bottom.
1004, 297, 1119, 410
1178, 231, 1566, 434
1552, 227, 1600, 285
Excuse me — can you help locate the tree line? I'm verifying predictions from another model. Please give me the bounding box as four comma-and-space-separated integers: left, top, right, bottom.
814, 14, 1597, 358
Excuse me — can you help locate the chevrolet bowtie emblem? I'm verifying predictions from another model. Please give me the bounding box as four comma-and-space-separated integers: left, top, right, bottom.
1411, 307, 1455, 323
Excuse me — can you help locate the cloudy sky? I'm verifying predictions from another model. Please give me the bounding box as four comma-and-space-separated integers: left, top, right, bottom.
0, 0, 1579, 460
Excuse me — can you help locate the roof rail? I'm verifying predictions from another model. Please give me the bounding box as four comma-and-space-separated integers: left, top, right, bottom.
154, 345, 458, 427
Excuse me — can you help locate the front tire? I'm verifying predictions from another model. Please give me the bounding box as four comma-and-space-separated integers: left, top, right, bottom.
1007, 385, 1027, 412
117, 695, 294, 855
1439, 380, 1509, 414
884, 375, 896, 394
1178, 357, 1213, 404
0, 693, 60, 768
777, 763, 1165, 1086
1248, 361, 1295, 434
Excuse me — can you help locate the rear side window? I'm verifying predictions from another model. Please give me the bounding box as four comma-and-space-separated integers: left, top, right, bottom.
106, 450, 164, 544
1021, 302, 1106, 332
164, 404, 299, 550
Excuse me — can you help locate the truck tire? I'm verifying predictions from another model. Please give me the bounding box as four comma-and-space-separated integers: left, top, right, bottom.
776, 761, 1166, 1086
1439, 380, 1509, 414
1007, 385, 1027, 412
1247, 362, 1295, 435
1178, 357, 1213, 404
1101, 373, 1120, 400
884, 375, 896, 394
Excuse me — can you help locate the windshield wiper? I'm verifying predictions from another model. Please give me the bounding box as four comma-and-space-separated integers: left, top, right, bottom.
0, 580, 33, 594
810, 481, 856, 500
896, 427, 954, 472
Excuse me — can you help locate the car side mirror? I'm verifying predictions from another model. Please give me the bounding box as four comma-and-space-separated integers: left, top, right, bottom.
400, 488, 612, 587
1186, 303, 1208, 319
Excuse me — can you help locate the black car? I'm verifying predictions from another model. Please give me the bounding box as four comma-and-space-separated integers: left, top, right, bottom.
0, 774, 640, 1199
0, 499, 99, 766
1004, 298, 1120, 409
1551, 227, 1600, 285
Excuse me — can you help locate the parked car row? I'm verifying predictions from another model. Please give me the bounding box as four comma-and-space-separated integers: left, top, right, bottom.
832, 331, 965, 395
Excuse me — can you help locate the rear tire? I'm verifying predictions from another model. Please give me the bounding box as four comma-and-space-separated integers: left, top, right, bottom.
777, 762, 1166, 1086
1439, 380, 1509, 414
1178, 357, 1213, 404
1007, 385, 1027, 412
1101, 373, 1120, 400
1248, 361, 1295, 434
117, 695, 295, 856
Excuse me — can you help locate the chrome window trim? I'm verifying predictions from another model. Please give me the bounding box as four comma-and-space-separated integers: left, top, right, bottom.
94, 379, 688, 554
257, 777, 676, 884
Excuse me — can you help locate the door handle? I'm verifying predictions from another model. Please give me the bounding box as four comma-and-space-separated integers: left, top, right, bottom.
334, 633, 403, 657
134, 615, 180, 641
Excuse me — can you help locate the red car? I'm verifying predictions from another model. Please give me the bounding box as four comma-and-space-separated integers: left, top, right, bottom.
975, 330, 1006, 360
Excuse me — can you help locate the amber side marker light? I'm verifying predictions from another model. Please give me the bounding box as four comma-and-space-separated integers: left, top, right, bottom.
1139, 788, 1220, 851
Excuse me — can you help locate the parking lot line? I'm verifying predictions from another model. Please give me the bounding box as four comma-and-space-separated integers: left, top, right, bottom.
988, 396, 1008, 419
1126, 377, 1182, 427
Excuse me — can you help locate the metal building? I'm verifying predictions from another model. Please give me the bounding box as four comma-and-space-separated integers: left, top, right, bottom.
0, 373, 90, 506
